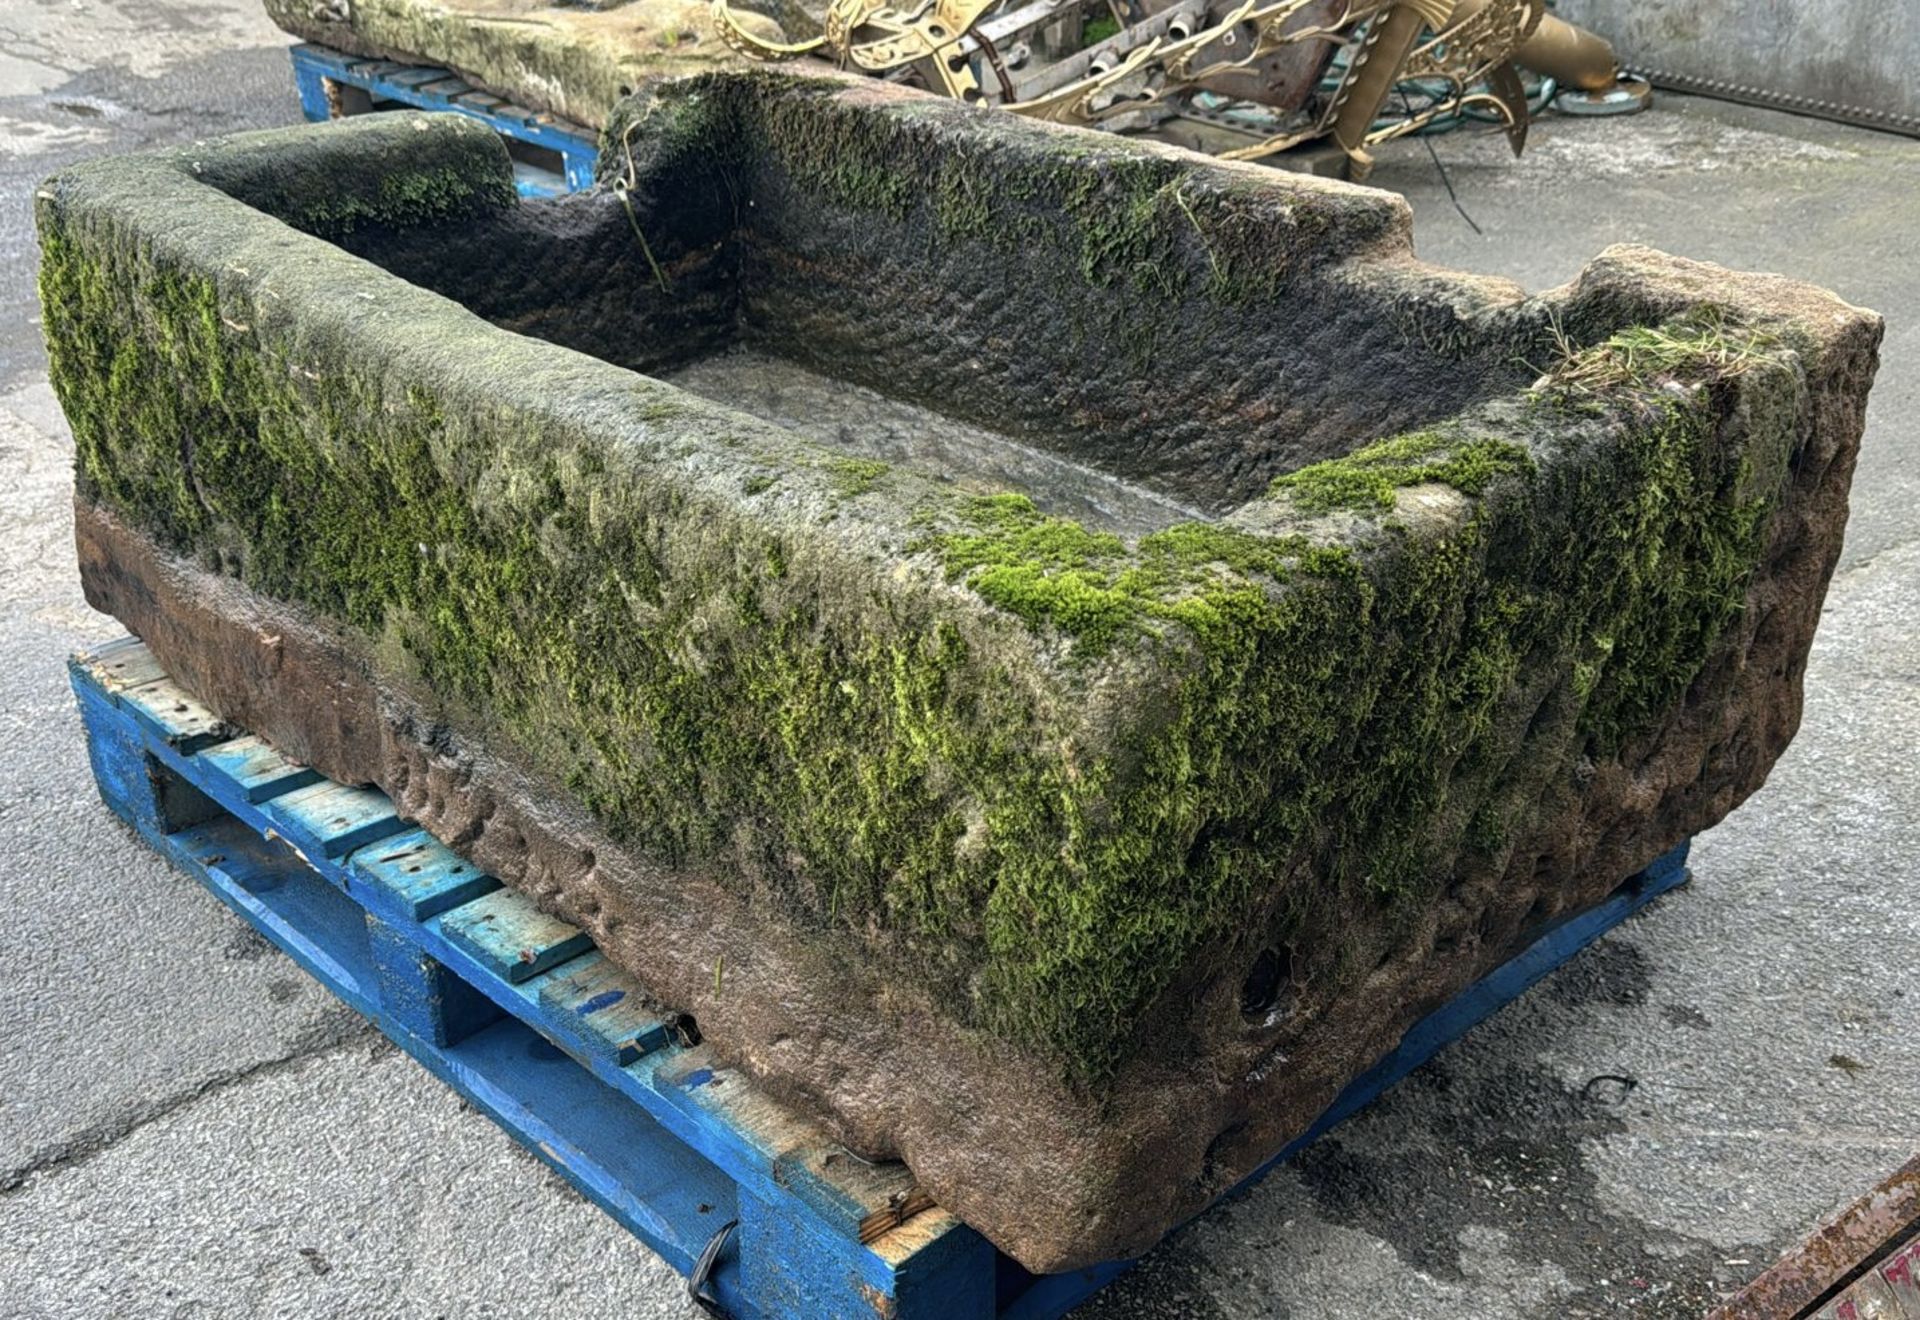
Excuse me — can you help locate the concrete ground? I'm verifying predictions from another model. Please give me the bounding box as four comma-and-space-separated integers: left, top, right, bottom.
0, 3, 1914, 1315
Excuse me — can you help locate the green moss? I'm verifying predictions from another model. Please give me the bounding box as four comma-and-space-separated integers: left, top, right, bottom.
824, 455, 889, 497
733, 76, 1361, 307
285, 161, 515, 242
928, 496, 1357, 651
1269, 430, 1535, 511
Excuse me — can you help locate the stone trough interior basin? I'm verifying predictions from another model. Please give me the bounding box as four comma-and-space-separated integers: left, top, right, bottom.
38, 70, 1881, 1272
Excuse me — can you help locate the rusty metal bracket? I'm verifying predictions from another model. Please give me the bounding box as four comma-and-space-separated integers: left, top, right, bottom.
1709, 1155, 1920, 1320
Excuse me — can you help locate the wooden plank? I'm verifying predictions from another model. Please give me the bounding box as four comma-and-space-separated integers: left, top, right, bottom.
418, 76, 471, 97
197, 734, 322, 804
349, 826, 499, 922
116, 674, 235, 753
366, 913, 503, 1048
647, 1048, 924, 1239
536, 953, 671, 1066
289, 42, 352, 72
382, 66, 447, 89
455, 90, 503, 109
78, 636, 167, 693
438, 887, 592, 984
267, 780, 407, 860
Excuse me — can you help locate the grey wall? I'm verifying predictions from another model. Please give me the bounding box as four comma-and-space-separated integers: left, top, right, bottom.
1551, 0, 1920, 131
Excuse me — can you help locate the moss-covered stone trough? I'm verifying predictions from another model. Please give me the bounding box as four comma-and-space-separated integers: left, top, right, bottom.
37, 70, 1880, 1272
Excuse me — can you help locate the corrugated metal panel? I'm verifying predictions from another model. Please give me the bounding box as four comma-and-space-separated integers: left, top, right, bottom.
1551, 0, 1920, 136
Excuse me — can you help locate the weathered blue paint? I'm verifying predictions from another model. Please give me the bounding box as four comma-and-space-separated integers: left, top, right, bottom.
438, 888, 595, 984
70, 637, 1694, 1319
199, 735, 323, 804
68, 637, 989, 1320
538, 954, 671, 1066
288, 42, 599, 196
269, 780, 410, 860
348, 826, 500, 923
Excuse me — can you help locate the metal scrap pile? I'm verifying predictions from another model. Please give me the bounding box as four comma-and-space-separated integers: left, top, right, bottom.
715, 0, 1647, 176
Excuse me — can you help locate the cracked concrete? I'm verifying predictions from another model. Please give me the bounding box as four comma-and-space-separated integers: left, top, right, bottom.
1, 5, 1915, 1316
0, 1037, 684, 1320
2, 1016, 370, 1194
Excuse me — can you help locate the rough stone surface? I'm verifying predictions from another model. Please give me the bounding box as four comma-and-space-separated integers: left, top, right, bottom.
37, 72, 1880, 1271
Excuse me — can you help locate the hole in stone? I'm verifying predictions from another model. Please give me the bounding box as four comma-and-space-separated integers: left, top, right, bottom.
1239, 946, 1294, 1022
671, 1013, 702, 1047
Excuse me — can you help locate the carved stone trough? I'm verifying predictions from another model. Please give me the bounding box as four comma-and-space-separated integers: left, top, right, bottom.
38, 71, 1880, 1272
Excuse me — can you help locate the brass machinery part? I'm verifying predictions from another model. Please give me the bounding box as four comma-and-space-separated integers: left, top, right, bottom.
1128, 0, 1346, 113
1498, 5, 1618, 91
1223, 0, 1541, 172
1325, 0, 1455, 168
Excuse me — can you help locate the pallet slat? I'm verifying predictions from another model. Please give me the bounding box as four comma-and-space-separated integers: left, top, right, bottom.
198, 734, 323, 804
536, 953, 672, 1065
350, 826, 500, 921
438, 887, 593, 983
384, 66, 446, 88
288, 43, 598, 197
116, 674, 234, 752
268, 780, 408, 859
82, 636, 168, 692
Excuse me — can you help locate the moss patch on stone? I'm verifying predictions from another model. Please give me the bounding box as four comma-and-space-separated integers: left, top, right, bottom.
1269, 430, 1535, 511
825, 455, 890, 497
623, 71, 1400, 311
929, 495, 1358, 652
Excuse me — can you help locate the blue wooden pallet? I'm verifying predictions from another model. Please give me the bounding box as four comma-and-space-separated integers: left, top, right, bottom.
289, 42, 598, 196
71, 636, 1690, 1319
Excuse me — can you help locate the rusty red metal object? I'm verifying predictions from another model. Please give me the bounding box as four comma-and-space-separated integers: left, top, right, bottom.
1710, 1155, 1920, 1320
